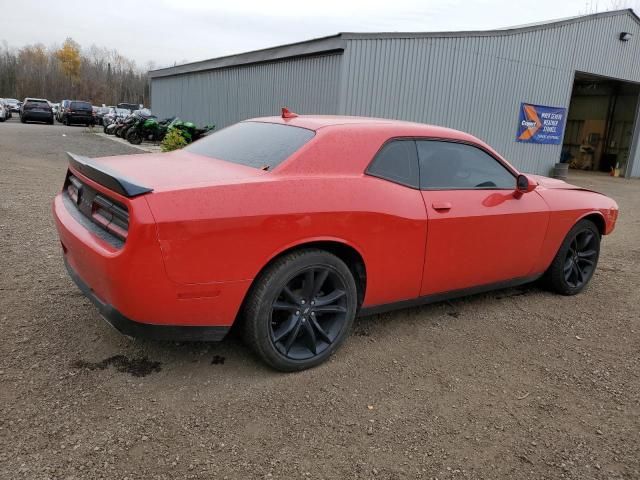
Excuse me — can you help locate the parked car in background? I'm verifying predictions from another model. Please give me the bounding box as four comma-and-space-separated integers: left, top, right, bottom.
5, 98, 21, 112
93, 106, 110, 125
20, 98, 54, 124
56, 100, 70, 122
60, 100, 94, 126
50, 102, 60, 116
0, 98, 11, 119
53, 112, 619, 371
117, 102, 142, 112
0, 101, 7, 122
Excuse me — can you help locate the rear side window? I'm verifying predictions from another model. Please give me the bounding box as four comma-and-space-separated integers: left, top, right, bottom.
71, 101, 91, 110
417, 141, 515, 190
366, 140, 419, 188
185, 121, 315, 170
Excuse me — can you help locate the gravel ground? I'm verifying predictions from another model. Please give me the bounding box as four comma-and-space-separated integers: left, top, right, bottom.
1, 117, 639, 480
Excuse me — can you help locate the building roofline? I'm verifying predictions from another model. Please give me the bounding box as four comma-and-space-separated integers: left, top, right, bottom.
148, 34, 344, 79
342, 8, 640, 40
149, 8, 639, 79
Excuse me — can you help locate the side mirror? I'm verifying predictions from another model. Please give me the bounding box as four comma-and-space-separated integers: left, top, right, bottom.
514, 174, 537, 197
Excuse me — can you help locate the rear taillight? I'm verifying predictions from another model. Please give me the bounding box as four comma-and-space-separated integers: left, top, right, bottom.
66, 176, 82, 203
91, 195, 129, 241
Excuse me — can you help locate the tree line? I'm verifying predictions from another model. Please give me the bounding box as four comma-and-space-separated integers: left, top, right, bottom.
0, 38, 150, 106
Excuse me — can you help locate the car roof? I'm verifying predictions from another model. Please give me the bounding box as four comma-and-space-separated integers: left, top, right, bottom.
24, 97, 48, 102
248, 114, 480, 142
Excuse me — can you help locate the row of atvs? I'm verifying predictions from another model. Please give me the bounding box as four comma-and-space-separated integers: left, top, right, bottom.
103, 109, 214, 145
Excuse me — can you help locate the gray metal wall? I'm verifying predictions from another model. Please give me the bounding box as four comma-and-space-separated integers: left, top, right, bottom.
151, 11, 640, 176
151, 53, 342, 128
339, 13, 640, 176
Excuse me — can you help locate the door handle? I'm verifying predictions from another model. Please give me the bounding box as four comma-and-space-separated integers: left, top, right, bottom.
432, 201, 452, 211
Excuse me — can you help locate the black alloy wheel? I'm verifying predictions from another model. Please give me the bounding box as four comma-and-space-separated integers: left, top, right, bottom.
270, 267, 348, 360
243, 249, 358, 371
544, 219, 600, 295
563, 228, 598, 289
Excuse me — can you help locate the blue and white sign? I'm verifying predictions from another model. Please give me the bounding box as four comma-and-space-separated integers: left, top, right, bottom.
516, 103, 567, 145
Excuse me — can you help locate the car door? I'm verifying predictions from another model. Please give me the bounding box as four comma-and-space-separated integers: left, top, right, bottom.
365, 139, 428, 303
417, 139, 549, 296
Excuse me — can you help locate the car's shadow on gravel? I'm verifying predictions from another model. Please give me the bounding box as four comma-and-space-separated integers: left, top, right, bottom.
69, 283, 547, 378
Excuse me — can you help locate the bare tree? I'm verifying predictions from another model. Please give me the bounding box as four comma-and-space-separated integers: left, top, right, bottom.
0, 38, 149, 105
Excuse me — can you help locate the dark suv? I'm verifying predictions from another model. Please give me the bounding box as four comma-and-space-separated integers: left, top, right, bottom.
20, 98, 54, 124
61, 100, 95, 126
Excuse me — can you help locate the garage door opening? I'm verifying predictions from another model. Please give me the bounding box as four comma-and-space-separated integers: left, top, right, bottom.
561, 73, 640, 177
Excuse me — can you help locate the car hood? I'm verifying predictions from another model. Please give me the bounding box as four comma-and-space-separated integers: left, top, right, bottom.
88, 151, 266, 192
528, 174, 603, 194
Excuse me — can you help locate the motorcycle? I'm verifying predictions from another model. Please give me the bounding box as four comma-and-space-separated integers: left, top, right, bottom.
126, 112, 175, 145
115, 113, 138, 138
104, 115, 124, 135
168, 120, 215, 143
102, 108, 130, 133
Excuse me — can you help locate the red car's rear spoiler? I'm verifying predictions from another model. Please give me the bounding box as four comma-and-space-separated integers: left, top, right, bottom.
66, 152, 153, 198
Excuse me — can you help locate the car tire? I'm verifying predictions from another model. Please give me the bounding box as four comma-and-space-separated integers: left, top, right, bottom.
543, 219, 600, 295
20, 116, 26, 123
242, 249, 358, 372
64, 117, 69, 126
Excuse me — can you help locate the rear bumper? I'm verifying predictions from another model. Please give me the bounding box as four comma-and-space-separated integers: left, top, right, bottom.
64, 258, 229, 341
23, 111, 53, 121
66, 114, 94, 123
53, 189, 251, 333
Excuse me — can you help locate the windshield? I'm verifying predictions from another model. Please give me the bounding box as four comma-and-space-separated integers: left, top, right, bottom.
184, 121, 315, 170
71, 101, 91, 110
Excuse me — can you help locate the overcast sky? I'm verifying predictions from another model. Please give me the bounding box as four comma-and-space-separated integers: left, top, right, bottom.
2, 0, 638, 69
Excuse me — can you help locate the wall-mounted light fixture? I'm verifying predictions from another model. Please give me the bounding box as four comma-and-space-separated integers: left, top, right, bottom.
620, 32, 633, 41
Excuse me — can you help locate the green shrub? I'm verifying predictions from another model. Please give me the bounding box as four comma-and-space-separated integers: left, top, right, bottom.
161, 128, 188, 152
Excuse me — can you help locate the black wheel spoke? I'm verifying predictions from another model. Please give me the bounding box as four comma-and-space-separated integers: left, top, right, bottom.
314, 289, 346, 306
310, 317, 332, 344
282, 286, 298, 304
314, 304, 347, 314
283, 319, 303, 353
312, 269, 329, 297
579, 231, 594, 250
563, 258, 573, 274
273, 301, 299, 312
273, 315, 300, 343
302, 320, 317, 355
578, 249, 597, 259
302, 270, 315, 299
575, 264, 585, 283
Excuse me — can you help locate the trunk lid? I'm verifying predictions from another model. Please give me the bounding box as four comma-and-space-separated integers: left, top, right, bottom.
72, 151, 266, 194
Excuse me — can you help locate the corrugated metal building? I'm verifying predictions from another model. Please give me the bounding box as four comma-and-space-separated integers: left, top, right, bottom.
149, 9, 640, 178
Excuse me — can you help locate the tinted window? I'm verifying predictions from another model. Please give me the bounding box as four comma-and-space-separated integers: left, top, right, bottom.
366, 140, 419, 188
71, 101, 91, 110
26, 99, 48, 105
417, 141, 514, 190
185, 121, 315, 170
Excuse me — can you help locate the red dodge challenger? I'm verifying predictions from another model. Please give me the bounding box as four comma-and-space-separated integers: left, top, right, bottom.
53, 111, 619, 371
